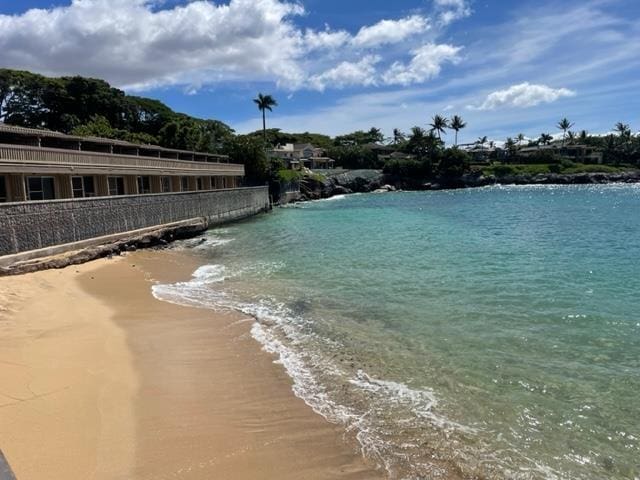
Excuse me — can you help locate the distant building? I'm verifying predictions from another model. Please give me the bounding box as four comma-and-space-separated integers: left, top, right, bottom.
378, 151, 417, 162
518, 144, 603, 164
269, 143, 335, 169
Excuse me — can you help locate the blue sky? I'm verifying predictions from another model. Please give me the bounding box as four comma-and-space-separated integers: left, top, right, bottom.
0, 0, 638, 144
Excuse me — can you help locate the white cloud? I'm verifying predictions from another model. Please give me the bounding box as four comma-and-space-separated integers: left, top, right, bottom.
382, 43, 462, 86
308, 55, 381, 91
0, 0, 308, 90
352, 15, 430, 48
303, 28, 351, 51
469, 82, 576, 110
0, 0, 468, 93
434, 0, 471, 25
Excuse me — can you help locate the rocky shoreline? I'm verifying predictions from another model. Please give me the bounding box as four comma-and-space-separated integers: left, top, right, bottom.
293, 169, 640, 201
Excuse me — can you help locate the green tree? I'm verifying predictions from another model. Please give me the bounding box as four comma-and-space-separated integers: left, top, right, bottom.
253, 93, 278, 144
223, 135, 269, 184
505, 137, 517, 159
557, 118, 574, 146
429, 114, 448, 141
449, 115, 466, 146
392, 128, 406, 145
516, 133, 525, 147
437, 148, 470, 180
539, 133, 553, 146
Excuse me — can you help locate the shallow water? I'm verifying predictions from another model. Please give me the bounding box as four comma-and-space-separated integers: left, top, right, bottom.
153, 185, 640, 479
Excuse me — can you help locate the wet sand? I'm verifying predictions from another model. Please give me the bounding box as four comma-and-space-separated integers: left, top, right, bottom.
0, 250, 383, 479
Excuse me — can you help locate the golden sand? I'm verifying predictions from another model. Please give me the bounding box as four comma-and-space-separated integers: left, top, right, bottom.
0, 250, 382, 479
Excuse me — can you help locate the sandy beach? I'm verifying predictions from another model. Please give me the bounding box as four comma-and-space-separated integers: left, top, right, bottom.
0, 250, 382, 480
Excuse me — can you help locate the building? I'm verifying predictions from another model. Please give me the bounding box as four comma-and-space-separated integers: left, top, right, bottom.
269, 143, 335, 170
0, 123, 244, 203
517, 144, 603, 164
0, 123, 270, 257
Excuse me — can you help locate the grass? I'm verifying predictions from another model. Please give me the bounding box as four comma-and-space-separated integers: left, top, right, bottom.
481, 163, 633, 177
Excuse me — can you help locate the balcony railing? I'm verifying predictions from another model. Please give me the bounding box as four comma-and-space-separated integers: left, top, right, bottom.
0, 144, 244, 175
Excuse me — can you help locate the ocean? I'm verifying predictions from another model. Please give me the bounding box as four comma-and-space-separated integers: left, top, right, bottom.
152, 185, 640, 479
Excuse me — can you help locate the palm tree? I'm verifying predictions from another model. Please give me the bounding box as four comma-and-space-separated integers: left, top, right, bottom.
476, 136, 488, 149
392, 128, 406, 145
579, 130, 588, 142
557, 118, 574, 146
615, 122, 631, 138
253, 93, 278, 143
516, 133, 525, 148
567, 131, 576, 145
539, 133, 553, 146
449, 115, 466, 146
429, 114, 448, 141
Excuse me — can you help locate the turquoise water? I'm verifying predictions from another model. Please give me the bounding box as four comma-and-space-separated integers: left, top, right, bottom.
154, 185, 640, 479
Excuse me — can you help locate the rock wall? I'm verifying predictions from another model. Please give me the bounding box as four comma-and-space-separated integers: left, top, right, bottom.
0, 186, 270, 256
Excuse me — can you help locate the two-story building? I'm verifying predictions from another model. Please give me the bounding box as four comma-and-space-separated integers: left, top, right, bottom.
268, 143, 335, 170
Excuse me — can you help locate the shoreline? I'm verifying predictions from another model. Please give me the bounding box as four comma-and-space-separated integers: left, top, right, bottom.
0, 250, 383, 479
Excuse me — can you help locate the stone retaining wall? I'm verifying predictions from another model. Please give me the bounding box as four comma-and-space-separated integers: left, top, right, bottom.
0, 186, 269, 256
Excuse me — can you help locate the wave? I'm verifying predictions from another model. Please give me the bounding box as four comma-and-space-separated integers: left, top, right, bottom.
151, 263, 489, 479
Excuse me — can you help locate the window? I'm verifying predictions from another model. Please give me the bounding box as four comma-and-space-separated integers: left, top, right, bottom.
108, 176, 125, 196
180, 176, 189, 192
197, 177, 203, 191
0, 176, 6, 202
137, 176, 151, 194
26, 176, 55, 201
161, 176, 171, 193
72, 176, 96, 198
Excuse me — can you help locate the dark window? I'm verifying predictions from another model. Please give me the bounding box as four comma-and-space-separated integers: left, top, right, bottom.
161, 176, 171, 193
72, 176, 96, 198
26, 176, 55, 201
181, 176, 189, 192
108, 176, 125, 196
197, 177, 203, 190
137, 176, 151, 194
0, 176, 6, 202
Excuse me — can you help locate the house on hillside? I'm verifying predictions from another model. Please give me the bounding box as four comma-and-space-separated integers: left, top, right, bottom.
269, 143, 335, 169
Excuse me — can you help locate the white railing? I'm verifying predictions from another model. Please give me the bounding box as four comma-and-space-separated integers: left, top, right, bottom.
0, 144, 244, 175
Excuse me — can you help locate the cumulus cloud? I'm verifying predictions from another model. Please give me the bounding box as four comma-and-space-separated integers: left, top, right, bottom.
382, 43, 462, 86
308, 55, 381, 91
434, 0, 471, 25
0, 0, 308, 90
469, 82, 576, 110
0, 0, 468, 92
352, 15, 430, 48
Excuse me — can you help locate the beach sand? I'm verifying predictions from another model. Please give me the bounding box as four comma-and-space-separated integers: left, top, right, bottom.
0, 250, 383, 479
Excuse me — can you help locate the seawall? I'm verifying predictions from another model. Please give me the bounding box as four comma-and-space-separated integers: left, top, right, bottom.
0, 186, 270, 256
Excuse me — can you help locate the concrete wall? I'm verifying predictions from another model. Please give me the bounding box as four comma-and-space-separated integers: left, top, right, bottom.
0, 186, 269, 256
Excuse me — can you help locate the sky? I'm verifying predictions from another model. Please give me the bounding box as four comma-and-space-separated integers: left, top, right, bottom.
0, 0, 638, 144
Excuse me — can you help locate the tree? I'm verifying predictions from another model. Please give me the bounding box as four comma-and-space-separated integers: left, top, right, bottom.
516, 133, 525, 147
475, 136, 488, 148
539, 133, 553, 146
437, 148, 470, 181
253, 93, 278, 143
406, 126, 441, 159
566, 131, 576, 145
367, 127, 384, 144
557, 118, 574, 146
505, 137, 517, 159
579, 130, 589, 142
429, 114, 448, 141
615, 122, 631, 138
392, 128, 406, 145
449, 115, 466, 146
223, 135, 269, 184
